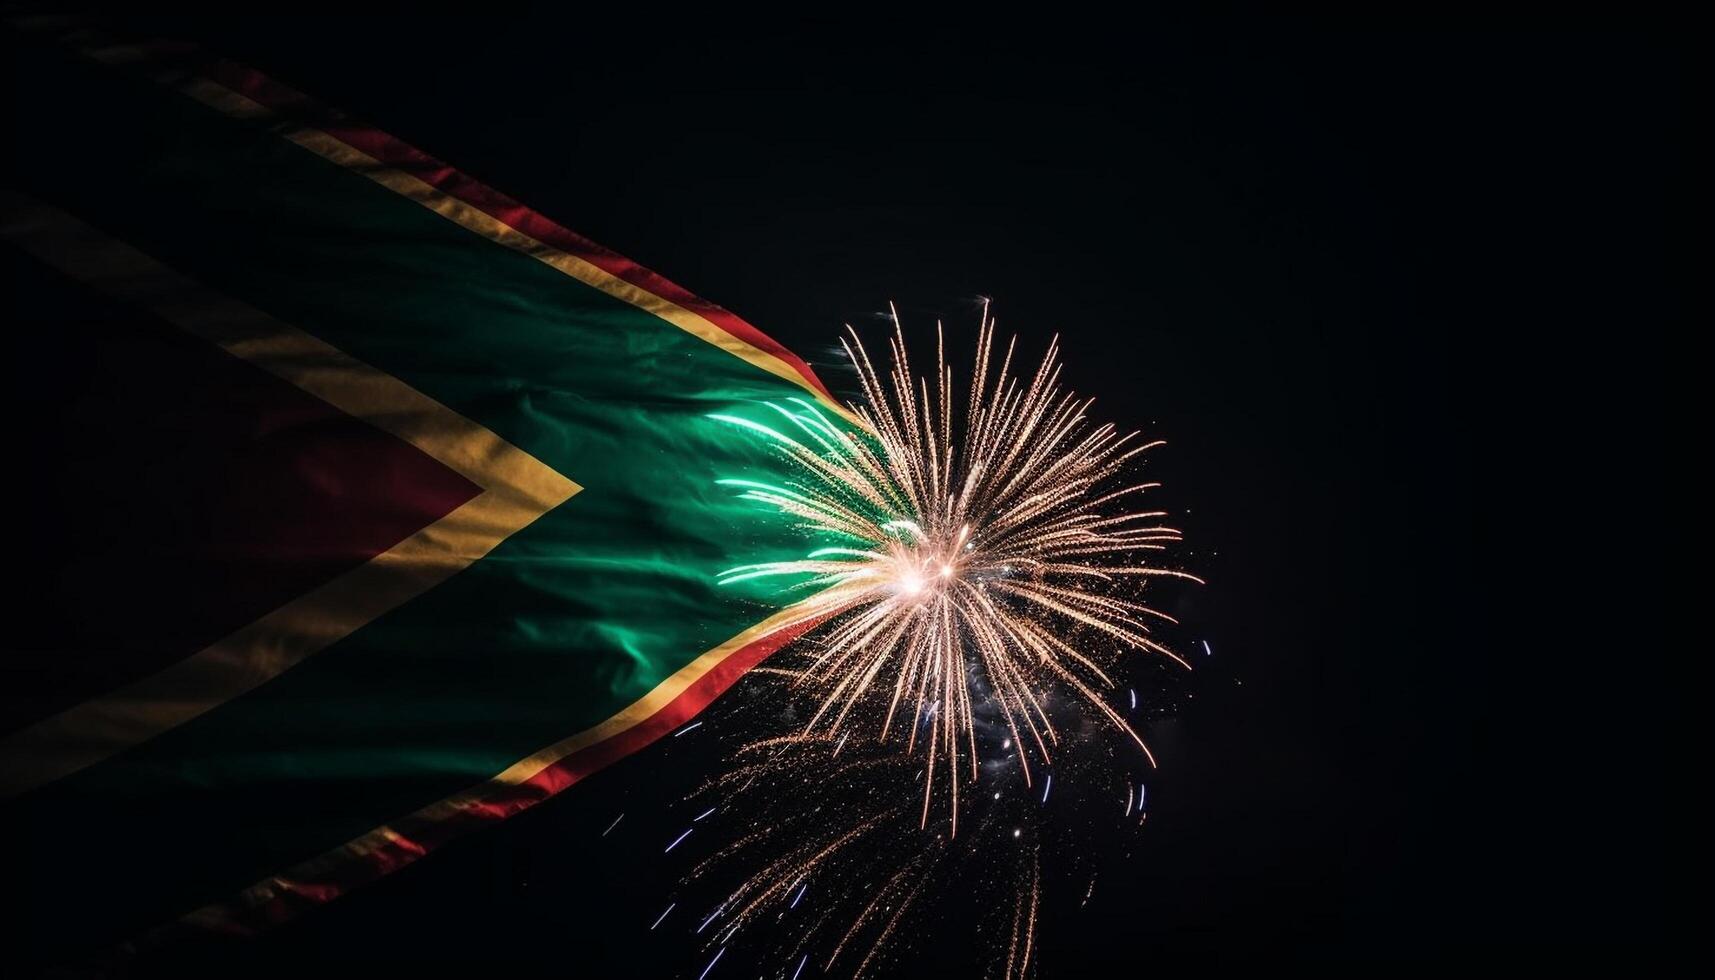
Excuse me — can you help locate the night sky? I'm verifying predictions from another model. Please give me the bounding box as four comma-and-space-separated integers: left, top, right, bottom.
17, 13, 1705, 976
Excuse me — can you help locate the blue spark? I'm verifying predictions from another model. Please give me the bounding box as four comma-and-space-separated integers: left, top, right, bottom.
696, 946, 725, 980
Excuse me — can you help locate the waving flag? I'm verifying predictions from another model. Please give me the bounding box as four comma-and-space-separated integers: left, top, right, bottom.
2, 23, 850, 956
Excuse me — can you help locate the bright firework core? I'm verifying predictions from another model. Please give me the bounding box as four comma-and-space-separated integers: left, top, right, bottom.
887, 523, 967, 600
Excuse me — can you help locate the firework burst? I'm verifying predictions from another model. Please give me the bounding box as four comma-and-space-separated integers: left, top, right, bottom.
713, 302, 1201, 834
687, 303, 1201, 977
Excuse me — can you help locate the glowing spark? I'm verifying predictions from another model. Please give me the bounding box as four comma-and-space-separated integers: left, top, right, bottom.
1041, 774, 1052, 804
791, 882, 808, 909
665, 828, 693, 853
602, 813, 624, 837
1201, 639, 1212, 656
695, 807, 717, 822
675, 721, 704, 737
651, 903, 675, 930
697, 946, 725, 980
792, 954, 808, 980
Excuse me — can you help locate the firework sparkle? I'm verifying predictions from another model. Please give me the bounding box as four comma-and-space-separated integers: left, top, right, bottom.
684, 302, 1202, 977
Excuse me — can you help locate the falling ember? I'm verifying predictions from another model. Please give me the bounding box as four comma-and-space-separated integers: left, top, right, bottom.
712, 302, 1201, 837
697, 946, 725, 980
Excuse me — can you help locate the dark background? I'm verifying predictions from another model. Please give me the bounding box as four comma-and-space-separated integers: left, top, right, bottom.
27, 12, 1712, 976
